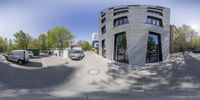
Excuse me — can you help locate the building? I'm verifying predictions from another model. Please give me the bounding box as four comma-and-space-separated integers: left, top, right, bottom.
98, 5, 170, 66
91, 33, 99, 49
170, 25, 179, 53
91, 33, 99, 53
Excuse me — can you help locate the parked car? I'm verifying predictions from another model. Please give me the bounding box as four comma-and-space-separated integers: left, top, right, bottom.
70, 50, 84, 60
28, 51, 34, 57
6, 50, 29, 64
192, 48, 200, 53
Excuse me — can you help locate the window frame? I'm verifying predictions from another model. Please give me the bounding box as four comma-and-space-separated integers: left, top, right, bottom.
101, 25, 106, 34
113, 16, 129, 27
147, 7, 163, 11
147, 10, 163, 16
113, 10, 129, 16
113, 7, 129, 11
146, 16, 163, 27
101, 17, 106, 24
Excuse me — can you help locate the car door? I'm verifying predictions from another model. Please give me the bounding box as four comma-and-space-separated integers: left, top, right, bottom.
7, 52, 14, 61
12, 52, 19, 62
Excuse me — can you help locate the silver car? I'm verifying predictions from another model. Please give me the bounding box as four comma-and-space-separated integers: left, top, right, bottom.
70, 50, 84, 60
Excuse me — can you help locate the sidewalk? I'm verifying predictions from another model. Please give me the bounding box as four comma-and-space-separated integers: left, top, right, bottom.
0, 90, 196, 100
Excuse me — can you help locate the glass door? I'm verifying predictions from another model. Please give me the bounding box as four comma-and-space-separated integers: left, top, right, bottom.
146, 32, 162, 63
114, 33, 128, 63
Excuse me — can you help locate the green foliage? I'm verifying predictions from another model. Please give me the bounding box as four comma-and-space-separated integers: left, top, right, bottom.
175, 24, 198, 51
38, 34, 47, 50
76, 40, 92, 51
0, 37, 9, 52
148, 37, 157, 51
14, 30, 30, 49
47, 30, 57, 48
48, 26, 74, 48
28, 38, 39, 49
191, 36, 200, 48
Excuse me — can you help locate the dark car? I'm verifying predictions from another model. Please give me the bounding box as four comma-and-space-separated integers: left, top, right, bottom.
192, 48, 200, 53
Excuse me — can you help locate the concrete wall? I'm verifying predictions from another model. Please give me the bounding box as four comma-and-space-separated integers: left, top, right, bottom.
99, 5, 170, 66
54, 49, 70, 58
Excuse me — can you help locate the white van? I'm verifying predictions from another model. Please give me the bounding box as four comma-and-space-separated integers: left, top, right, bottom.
6, 50, 29, 64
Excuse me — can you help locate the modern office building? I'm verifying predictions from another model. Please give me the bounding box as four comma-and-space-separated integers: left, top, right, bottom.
98, 5, 170, 66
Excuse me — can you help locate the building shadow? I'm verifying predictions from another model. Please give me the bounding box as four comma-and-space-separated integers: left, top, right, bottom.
99, 52, 200, 97
0, 62, 76, 89
31, 55, 50, 59
8, 61, 43, 68
21, 61, 42, 67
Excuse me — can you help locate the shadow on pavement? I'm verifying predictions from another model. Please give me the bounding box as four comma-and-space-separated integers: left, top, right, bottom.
31, 55, 50, 59
7, 60, 43, 68
0, 62, 76, 89
101, 52, 200, 97
21, 61, 42, 67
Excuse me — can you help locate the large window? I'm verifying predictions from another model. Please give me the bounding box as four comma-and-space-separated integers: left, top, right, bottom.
146, 32, 162, 63
146, 16, 163, 27
101, 13, 106, 18
101, 25, 106, 34
114, 32, 128, 63
102, 40, 106, 58
113, 16, 129, 27
101, 18, 106, 24
113, 10, 129, 16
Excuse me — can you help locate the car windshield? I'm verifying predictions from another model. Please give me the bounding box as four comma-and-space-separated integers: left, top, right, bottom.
0, 1, 200, 100
72, 50, 82, 54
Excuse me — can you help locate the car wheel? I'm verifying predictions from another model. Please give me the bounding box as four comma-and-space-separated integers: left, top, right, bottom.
18, 60, 23, 65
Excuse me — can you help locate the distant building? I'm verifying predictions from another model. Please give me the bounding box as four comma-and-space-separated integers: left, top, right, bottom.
98, 5, 170, 66
170, 25, 179, 53
91, 33, 99, 49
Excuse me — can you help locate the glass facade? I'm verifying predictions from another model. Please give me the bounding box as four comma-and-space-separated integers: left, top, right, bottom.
102, 40, 106, 58
114, 33, 128, 63
101, 18, 106, 24
146, 32, 162, 63
101, 26, 106, 34
146, 16, 163, 27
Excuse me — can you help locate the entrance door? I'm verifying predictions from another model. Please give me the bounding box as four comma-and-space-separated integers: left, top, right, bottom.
114, 32, 128, 63
146, 32, 162, 63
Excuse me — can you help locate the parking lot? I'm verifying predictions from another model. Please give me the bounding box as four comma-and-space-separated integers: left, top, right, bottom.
0, 54, 70, 68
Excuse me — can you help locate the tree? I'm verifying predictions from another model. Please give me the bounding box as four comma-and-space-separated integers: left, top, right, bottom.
28, 38, 39, 49
14, 30, 30, 49
7, 39, 13, 51
38, 34, 47, 50
175, 24, 197, 51
191, 36, 200, 48
0, 37, 9, 52
47, 30, 57, 48
48, 26, 74, 48
76, 40, 92, 51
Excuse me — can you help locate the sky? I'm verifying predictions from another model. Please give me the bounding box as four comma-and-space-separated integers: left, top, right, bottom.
0, 0, 200, 43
